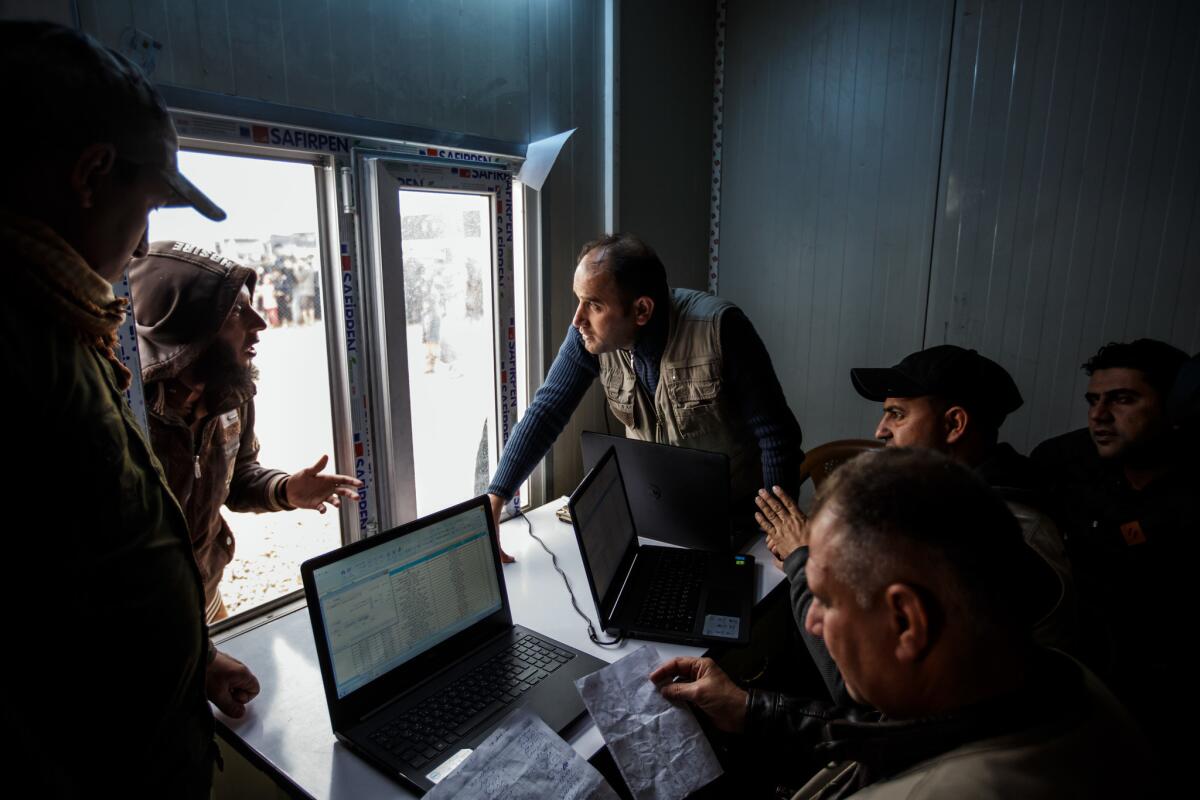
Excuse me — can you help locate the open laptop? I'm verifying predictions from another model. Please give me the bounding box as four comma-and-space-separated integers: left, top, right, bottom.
581, 431, 735, 551
301, 495, 606, 794
569, 446, 755, 647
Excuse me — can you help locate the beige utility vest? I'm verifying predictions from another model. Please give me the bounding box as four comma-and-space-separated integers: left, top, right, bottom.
597, 288, 762, 502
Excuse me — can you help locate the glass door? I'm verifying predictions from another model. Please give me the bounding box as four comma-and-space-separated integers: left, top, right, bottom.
360, 157, 518, 526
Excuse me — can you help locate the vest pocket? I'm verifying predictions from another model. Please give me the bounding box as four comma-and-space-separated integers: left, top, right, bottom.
665, 360, 723, 436
600, 369, 637, 428
665, 360, 722, 404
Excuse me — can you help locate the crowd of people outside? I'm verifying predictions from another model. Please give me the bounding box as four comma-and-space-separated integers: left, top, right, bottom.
404, 251, 486, 375
248, 246, 321, 329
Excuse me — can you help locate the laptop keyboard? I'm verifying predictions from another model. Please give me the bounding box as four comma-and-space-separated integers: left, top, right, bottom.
368, 634, 575, 770
634, 550, 707, 632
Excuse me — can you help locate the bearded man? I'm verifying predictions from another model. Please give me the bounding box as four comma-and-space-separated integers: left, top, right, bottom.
130, 241, 362, 621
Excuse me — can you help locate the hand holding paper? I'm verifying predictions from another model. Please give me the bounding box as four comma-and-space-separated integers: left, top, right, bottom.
650, 655, 748, 733
576, 645, 724, 800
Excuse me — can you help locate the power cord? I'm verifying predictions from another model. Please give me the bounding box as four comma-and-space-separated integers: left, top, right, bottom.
515, 510, 624, 649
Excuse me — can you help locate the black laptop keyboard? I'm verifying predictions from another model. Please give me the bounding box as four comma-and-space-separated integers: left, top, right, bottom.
368, 634, 575, 770
634, 550, 707, 632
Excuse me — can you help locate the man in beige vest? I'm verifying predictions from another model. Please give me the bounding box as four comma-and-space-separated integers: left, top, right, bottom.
486, 233, 802, 560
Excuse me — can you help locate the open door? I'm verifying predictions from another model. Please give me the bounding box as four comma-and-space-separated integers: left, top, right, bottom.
359, 156, 518, 528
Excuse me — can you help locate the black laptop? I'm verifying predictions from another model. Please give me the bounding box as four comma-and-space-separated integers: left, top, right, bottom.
301, 495, 606, 794
581, 431, 735, 551
569, 447, 755, 647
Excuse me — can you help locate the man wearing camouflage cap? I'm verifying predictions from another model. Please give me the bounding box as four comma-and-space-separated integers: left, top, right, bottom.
1, 21, 254, 797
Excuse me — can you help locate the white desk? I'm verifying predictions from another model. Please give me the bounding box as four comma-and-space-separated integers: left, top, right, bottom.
214, 500, 782, 799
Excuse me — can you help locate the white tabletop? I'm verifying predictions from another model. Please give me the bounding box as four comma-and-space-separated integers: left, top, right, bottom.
214, 499, 783, 799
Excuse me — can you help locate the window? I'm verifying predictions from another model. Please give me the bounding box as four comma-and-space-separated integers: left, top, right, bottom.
360, 156, 523, 528
395, 189, 496, 514
126, 112, 531, 623
148, 150, 343, 619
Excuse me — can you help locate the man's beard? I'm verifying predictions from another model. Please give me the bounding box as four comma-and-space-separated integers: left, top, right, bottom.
193, 338, 259, 411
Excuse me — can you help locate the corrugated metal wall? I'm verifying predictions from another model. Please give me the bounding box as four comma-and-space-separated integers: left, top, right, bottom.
76, 0, 534, 142
928, 0, 1200, 451
720, 0, 955, 450
75, 0, 608, 498
720, 0, 1199, 456
618, 0, 714, 292
531, 0, 609, 497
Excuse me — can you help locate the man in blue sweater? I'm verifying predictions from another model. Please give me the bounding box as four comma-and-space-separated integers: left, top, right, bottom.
487, 233, 802, 560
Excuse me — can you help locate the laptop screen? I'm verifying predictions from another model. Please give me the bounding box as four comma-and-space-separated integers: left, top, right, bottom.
573, 451, 638, 602
310, 504, 503, 698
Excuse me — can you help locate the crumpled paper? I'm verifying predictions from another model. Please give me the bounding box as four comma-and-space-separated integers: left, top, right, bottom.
575, 645, 723, 800
424, 708, 618, 800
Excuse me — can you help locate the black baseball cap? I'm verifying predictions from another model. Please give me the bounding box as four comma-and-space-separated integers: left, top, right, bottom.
851, 345, 1024, 426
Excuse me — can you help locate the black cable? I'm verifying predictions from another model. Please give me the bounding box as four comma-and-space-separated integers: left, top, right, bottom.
515, 510, 624, 648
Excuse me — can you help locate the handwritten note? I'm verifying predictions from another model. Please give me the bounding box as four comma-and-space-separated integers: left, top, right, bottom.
423, 708, 618, 800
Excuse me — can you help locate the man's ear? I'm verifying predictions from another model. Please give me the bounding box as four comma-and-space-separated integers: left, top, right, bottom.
632, 296, 655, 327
943, 405, 970, 445
886, 583, 933, 663
70, 143, 118, 209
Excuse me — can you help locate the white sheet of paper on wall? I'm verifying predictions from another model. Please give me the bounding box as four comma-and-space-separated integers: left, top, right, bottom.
516, 129, 575, 191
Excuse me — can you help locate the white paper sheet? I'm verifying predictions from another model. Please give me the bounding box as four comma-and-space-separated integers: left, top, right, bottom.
423, 708, 618, 800
516, 129, 575, 191
575, 645, 724, 800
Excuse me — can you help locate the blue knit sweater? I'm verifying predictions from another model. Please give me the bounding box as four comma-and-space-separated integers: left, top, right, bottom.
488, 304, 803, 506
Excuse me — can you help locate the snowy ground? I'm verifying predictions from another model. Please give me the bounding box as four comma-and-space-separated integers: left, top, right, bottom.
218, 315, 495, 616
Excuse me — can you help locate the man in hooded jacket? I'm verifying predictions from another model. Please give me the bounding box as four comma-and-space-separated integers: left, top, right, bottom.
130, 241, 362, 621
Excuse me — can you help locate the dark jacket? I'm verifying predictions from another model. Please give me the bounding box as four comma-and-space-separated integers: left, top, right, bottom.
4, 223, 213, 796
972, 443, 1078, 650
1031, 427, 1197, 763
747, 650, 1151, 799
131, 243, 288, 611
788, 444, 1077, 709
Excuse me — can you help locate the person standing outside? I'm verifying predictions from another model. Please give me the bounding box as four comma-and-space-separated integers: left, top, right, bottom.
130, 241, 364, 622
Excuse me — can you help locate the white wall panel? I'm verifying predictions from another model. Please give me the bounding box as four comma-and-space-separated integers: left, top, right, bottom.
927, 0, 1200, 452
719, 0, 954, 450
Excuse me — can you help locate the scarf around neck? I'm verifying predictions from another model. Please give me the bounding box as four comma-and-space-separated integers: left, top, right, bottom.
0, 214, 132, 390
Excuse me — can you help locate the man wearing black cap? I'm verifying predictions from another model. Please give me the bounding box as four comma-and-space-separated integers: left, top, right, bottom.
755, 345, 1076, 707
1, 22, 254, 797
130, 241, 362, 623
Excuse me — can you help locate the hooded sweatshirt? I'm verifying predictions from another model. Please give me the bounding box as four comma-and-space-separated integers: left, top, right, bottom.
130, 241, 289, 616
